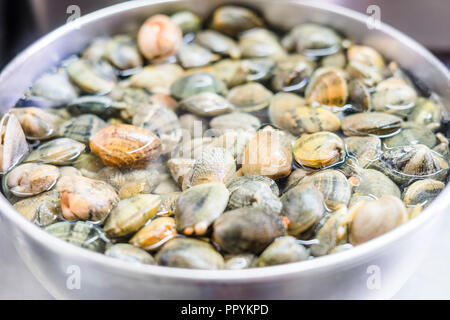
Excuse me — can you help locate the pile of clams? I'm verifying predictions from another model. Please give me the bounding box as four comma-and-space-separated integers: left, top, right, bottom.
2, 5, 449, 270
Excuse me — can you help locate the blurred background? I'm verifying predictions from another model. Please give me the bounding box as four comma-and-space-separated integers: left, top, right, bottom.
0, 0, 450, 299
1, 0, 450, 69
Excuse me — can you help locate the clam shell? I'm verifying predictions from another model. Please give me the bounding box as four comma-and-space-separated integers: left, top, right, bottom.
45, 221, 108, 253
58, 114, 107, 144
105, 244, 155, 264
5, 163, 59, 197
10, 107, 58, 140
90, 124, 162, 169
57, 175, 119, 222
0, 113, 29, 173
25, 138, 85, 165
176, 182, 229, 235
103, 194, 161, 237
305, 67, 348, 107
210, 6, 263, 37
255, 236, 308, 267
156, 238, 225, 270
130, 217, 177, 251
130, 64, 184, 94
341, 112, 402, 136
402, 179, 445, 208
179, 92, 234, 117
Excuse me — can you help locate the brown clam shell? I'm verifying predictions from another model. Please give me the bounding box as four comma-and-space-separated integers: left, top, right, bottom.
90, 124, 161, 169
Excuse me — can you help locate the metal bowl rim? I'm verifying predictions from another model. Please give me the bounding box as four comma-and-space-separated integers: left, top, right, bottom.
1, 0, 450, 282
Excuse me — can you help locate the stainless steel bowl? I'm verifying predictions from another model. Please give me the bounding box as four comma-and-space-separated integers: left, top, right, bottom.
1, 0, 449, 299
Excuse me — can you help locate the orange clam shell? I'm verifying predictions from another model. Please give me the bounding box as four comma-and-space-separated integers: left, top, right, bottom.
90, 124, 162, 169
137, 14, 182, 61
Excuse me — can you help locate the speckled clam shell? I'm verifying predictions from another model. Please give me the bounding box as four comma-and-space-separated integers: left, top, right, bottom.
45, 221, 108, 253
90, 124, 162, 169
305, 67, 348, 107
58, 114, 107, 144
300, 169, 351, 210
402, 179, 445, 208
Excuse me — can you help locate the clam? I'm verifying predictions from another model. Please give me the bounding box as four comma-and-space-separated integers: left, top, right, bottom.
224, 254, 256, 269
281, 183, 325, 236
210, 6, 263, 37
104, 35, 142, 70
170, 10, 201, 34
95, 166, 161, 198
130, 217, 177, 251
196, 30, 241, 58
9, 107, 58, 140
352, 168, 401, 199
383, 122, 437, 149
305, 67, 348, 107
347, 79, 371, 111
293, 131, 345, 169
228, 180, 282, 215
170, 72, 227, 100
372, 77, 417, 115
132, 103, 181, 154
177, 43, 220, 68
66, 58, 116, 94
179, 92, 234, 116
310, 206, 351, 256
67, 96, 124, 119
241, 129, 292, 180
282, 23, 341, 57
227, 82, 273, 113
271, 54, 315, 93
0, 113, 29, 174
346, 61, 383, 87
212, 207, 287, 254
45, 221, 108, 253
255, 236, 308, 267
137, 14, 182, 61
238, 28, 286, 61
209, 112, 261, 135
4, 163, 59, 197
284, 168, 313, 192
103, 194, 161, 237
29, 69, 78, 106
344, 136, 381, 168
347, 45, 384, 68
228, 175, 279, 196
268, 92, 305, 130
349, 196, 407, 245
175, 182, 229, 235
300, 169, 351, 210
321, 51, 346, 68
25, 138, 85, 165
167, 158, 195, 187
58, 114, 107, 144
73, 153, 105, 179
90, 124, 162, 168
212, 58, 274, 87
209, 130, 255, 165
371, 144, 449, 184
403, 179, 445, 208
57, 175, 119, 222
129, 64, 184, 94
408, 97, 443, 131
105, 244, 155, 264
14, 189, 60, 226
182, 147, 236, 189
156, 238, 224, 269
341, 112, 402, 136
81, 37, 109, 61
